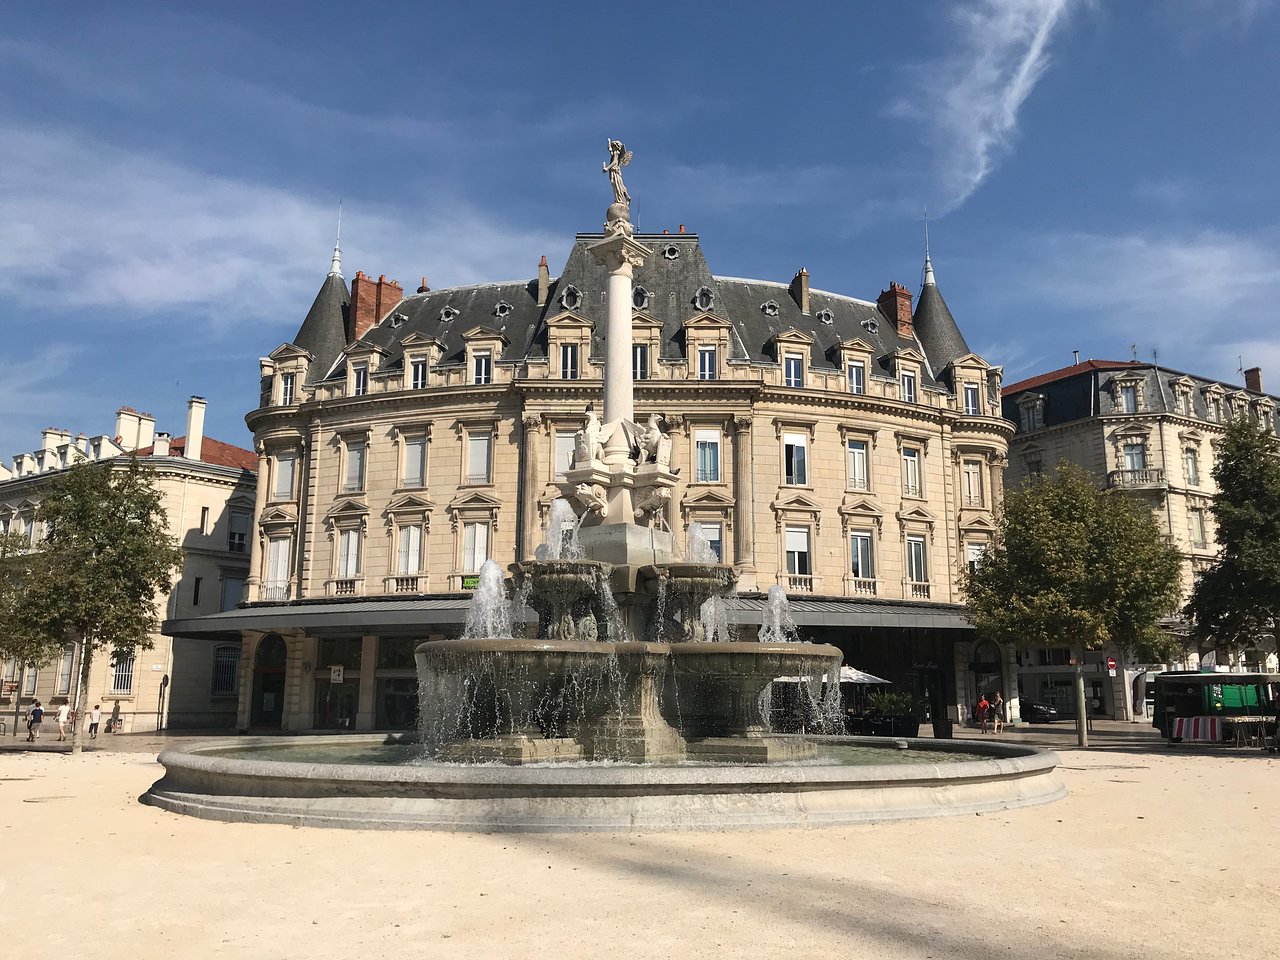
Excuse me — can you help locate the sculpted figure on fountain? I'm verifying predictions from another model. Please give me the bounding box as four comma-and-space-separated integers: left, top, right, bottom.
633, 487, 671, 530
572, 406, 605, 469
637, 414, 672, 467
574, 482, 609, 518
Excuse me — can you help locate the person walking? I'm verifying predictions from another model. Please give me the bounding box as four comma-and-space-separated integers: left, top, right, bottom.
89, 704, 102, 739
26, 701, 44, 742
991, 692, 1006, 735
976, 694, 990, 734
55, 702, 71, 741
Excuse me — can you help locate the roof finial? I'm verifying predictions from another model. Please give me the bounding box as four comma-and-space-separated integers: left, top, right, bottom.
922, 208, 936, 287
329, 199, 343, 277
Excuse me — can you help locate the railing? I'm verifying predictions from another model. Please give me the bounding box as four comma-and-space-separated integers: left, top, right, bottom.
260, 582, 291, 602
786, 574, 815, 593
848, 477, 869, 491
847, 577, 878, 596
1191, 539, 1207, 550
903, 483, 921, 497
386, 575, 420, 593
963, 494, 984, 507
1108, 468, 1166, 489
326, 578, 361, 597
906, 580, 931, 600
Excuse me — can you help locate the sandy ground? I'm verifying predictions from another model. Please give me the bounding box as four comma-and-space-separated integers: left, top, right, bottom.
1, 744, 1275, 960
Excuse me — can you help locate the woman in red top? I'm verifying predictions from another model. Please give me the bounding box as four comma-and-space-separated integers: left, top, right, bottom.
976, 695, 991, 734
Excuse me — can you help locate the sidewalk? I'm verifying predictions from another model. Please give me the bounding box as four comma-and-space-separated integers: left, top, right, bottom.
0, 729, 234, 755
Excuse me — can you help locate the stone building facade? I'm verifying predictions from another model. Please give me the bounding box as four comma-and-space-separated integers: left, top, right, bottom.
0, 399, 256, 733
168, 231, 1011, 734
1001, 359, 1280, 719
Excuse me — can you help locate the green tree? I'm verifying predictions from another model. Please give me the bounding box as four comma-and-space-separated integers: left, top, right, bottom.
21, 460, 183, 753
963, 462, 1184, 746
0, 530, 44, 730
1186, 417, 1280, 664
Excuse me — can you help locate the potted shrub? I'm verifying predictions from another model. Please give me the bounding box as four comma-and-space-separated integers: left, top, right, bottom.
865, 691, 926, 738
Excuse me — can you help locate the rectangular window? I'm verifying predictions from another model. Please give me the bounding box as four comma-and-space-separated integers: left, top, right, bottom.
1120, 384, 1137, 413
344, 441, 366, 492
849, 531, 874, 579
1026, 458, 1044, 479
696, 522, 724, 562
962, 460, 984, 506
273, 454, 296, 500
560, 343, 579, 380
352, 363, 369, 397
1184, 448, 1199, 486
265, 537, 290, 596
784, 353, 804, 388
901, 371, 917, 404
397, 524, 422, 574
221, 577, 245, 611
210, 646, 239, 696
902, 447, 921, 497
24, 517, 34, 545
22, 665, 38, 696
783, 433, 808, 485
847, 362, 865, 395
228, 512, 249, 553
337, 528, 362, 578
695, 430, 721, 483
466, 431, 492, 484
463, 521, 489, 572
632, 344, 649, 381
906, 535, 928, 583
846, 440, 869, 491
963, 383, 980, 416
784, 526, 811, 576
280, 372, 296, 406
1175, 392, 1189, 415
966, 542, 987, 575
555, 432, 575, 481
473, 351, 492, 385
697, 345, 717, 381
1190, 508, 1207, 547
192, 576, 203, 607
55, 645, 74, 697
403, 438, 426, 488
410, 359, 428, 390
110, 654, 135, 696
199, 506, 209, 536
1123, 442, 1146, 471
1209, 397, 1222, 422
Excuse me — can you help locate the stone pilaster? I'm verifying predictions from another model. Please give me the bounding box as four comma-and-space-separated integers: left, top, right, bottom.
247, 442, 269, 600
520, 414, 543, 561
731, 416, 756, 587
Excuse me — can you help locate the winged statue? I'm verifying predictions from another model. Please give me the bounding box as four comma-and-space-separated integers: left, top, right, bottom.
603, 139, 632, 206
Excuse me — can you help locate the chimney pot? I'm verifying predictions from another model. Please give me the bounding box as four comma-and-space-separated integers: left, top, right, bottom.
678, 224, 685, 233
1244, 366, 1264, 393
417, 275, 430, 294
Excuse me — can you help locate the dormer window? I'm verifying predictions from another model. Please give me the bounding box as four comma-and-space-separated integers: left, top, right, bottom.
847, 362, 865, 395
494, 300, 513, 319
1120, 384, 1137, 413
473, 351, 492, 385
862, 318, 878, 334
390, 313, 408, 329
280, 372, 296, 406
632, 343, 649, 381
1018, 393, 1045, 432
697, 345, 717, 381
761, 300, 780, 317
632, 286, 651, 310
784, 352, 804, 388
661, 244, 679, 260
559, 284, 583, 311
352, 363, 369, 397
963, 382, 980, 416
900, 370, 917, 404
410, 358, 428, 390
440, 306, 460, 323
693, 287, 715, 312
560, 343, 579, 381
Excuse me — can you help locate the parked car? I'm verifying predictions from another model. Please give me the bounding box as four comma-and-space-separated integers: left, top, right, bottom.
1021, 698, 1060, 723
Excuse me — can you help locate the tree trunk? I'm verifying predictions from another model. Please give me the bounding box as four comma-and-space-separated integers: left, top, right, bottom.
68, 640, 92, 756
1073, 643, 1088, 748
12, 661, 25, 738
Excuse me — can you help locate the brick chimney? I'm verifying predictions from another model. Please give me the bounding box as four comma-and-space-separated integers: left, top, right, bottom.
1244, 366, 1263, 393
789, 267, 810, 315
350, 271, 404, 341
537, 255, 550, 306
877, 282, 914, 339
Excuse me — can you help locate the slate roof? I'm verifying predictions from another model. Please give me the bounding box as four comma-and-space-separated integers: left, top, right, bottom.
912, 277, 970, 380
293, 272, 351, 384
307, 233, 955, 392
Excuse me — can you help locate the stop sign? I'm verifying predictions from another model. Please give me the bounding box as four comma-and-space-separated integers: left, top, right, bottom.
1106, 656, 1117, 670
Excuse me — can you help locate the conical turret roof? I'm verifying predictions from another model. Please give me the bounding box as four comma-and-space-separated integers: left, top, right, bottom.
292, 271, 351, 384
912, 258, 970, 377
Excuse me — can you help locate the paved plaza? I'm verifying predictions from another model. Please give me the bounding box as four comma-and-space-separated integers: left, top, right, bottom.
2, 732, 1275, 959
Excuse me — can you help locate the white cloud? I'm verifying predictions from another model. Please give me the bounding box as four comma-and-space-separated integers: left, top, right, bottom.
892, 0, 1077, 211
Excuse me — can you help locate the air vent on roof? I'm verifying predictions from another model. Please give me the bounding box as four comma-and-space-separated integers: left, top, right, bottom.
816, 308, 834, 325
560, 284, 583, 311
632, 285, 651, 310
760, 300, 779, 317
390, 312, 408, 329
693, 286, 715, 311
661, 244, 680, 261
494, 300, 513, 319
440, 306, 460, 323
862, 317, 878, 334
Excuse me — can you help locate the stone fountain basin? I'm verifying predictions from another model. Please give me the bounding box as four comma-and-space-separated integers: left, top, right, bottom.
142, 734, 1066, 832
667, 640, 840, 676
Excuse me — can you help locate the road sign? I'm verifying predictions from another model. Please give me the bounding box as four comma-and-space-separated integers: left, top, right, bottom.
1106, 656, 1116, 670
329, 665, 344, 683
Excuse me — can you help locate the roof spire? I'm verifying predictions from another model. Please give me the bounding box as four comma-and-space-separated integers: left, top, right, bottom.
329, 199, 343, 277
922, 209, 936, 287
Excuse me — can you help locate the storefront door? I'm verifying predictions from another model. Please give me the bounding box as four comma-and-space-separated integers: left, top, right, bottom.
250, 634, 287, 728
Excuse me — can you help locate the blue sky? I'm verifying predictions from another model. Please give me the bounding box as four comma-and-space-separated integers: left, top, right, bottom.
2, 0, 1278, 454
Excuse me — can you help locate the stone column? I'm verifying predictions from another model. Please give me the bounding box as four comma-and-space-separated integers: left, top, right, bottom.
246, 441, 269, 601
588, 236, 648, 426
732, 416, 756, 586
520, 414, 543, 560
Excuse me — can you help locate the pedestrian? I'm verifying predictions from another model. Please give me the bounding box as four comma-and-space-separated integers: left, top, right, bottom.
55, 702, 70, 741
991, 692, 1005, 735
26, 700, 44, 742
89, 704, 102, 739
976, 694, 990, 734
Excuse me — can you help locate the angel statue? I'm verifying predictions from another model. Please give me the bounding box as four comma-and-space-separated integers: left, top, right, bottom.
603, 139, 632, 206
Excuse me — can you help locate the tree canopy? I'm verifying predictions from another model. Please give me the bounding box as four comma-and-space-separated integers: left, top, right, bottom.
1186, 417, 1280, 654
0, 530, 42, 668
22, 459, 183, 752
963, 462, 1184, 663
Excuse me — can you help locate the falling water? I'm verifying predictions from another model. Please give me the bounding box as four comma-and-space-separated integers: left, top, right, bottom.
461, 559, 513, 640
545, 498, 584, 561
699, 596, 730, 643
685, 522, 717, 563
758, 584, 798, 644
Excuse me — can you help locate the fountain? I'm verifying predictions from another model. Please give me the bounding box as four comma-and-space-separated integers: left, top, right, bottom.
142, 141, 1064, 830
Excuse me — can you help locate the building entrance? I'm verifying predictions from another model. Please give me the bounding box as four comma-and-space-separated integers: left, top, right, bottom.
250, 634, 287, 728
